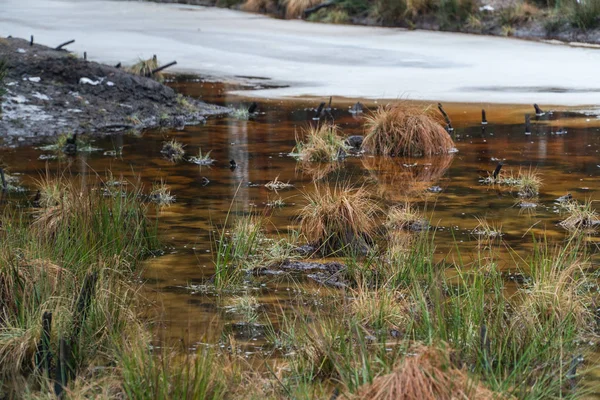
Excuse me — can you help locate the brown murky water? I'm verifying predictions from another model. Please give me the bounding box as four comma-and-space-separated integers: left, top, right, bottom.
3, 79, 600, 359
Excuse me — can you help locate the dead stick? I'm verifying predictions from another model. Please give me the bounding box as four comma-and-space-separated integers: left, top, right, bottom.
55, 40, 75, 51
151, 61, 177, 75
0, 168, 7, 192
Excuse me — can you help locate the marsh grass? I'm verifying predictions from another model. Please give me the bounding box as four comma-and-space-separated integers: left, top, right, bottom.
212, 209, 299, 287
242, 0, 278, 14
38, 133, 99, 154
298, 182, 381, 253
161, 139, 185, 161
128, 56, 164, 81
363, 103, 454, 156
560, 199, 600, 232
472, 217, 502, 239
0, 173, 159, 396
120, 341, 226, 400
283, 0, 322, 18
567, 0, 600, 30
386, 203, 426, 231
347, 344, 501, 400
293, 123, 348, 162
188, 147, 215, 166
230, 107, 251, 120
484, 167, 542, 198
515, 168, 542, 197
149, 180, 176, 206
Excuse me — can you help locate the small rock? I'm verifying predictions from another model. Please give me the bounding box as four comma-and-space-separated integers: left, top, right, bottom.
345, 135, 363, 149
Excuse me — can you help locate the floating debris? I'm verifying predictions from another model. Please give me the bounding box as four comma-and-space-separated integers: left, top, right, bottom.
518, 201, 538, 209
266, 198, 285, 208
555, 193, 573, 204
554, 127, 567, 135
265, 177, 293, 191
427, 186, 443, 193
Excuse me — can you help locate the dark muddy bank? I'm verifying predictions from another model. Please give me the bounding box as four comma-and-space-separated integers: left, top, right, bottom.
0, 37, 228, 143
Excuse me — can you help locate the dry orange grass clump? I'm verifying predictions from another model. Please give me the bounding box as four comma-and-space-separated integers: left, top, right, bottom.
298, 182, 381, 250
242, 0, 278, 14
347, 345, 503, 400
363, 103, 455, 157
283, 0, 322, 18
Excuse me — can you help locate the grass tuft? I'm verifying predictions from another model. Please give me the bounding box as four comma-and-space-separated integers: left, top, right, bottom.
188, 147, 215, 165
150, 180, 176, 206
293, 123, 348, 162
363, 103, 455, 156
127, 55, 164, 82
298, 182, 381, 252
283, 0, 322, 18
349, 344, 501, 400
161, 139, 185, 161
560, 199, 600, 232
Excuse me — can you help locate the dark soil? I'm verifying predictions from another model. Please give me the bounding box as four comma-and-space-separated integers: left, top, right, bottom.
0, 37, 229, 143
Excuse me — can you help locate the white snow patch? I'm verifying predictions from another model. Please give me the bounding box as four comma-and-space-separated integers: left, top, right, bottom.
32, 92, 50, 101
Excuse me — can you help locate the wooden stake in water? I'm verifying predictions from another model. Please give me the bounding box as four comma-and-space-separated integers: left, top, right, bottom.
437, 103, 453, 132
525, 115, 532, 135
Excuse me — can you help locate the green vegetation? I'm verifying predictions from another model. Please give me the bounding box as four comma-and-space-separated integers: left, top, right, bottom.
293, 123, 348, 162
0, 173, 160, 398
236, 0, 600, 39
4, 167, 599, 399
188, 147, 215, 165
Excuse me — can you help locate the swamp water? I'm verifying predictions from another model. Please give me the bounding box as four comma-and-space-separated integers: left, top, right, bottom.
3, 79, 600, 385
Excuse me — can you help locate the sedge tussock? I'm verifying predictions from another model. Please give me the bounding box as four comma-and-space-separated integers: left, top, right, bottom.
346, 345, 504, 400
363, 103, 455, 157
298, 182, 381, 251
293, 123, 348, 163
283, 0, 322, 18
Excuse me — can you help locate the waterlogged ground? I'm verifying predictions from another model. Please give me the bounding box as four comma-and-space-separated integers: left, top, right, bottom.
3, 79, 600, 357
